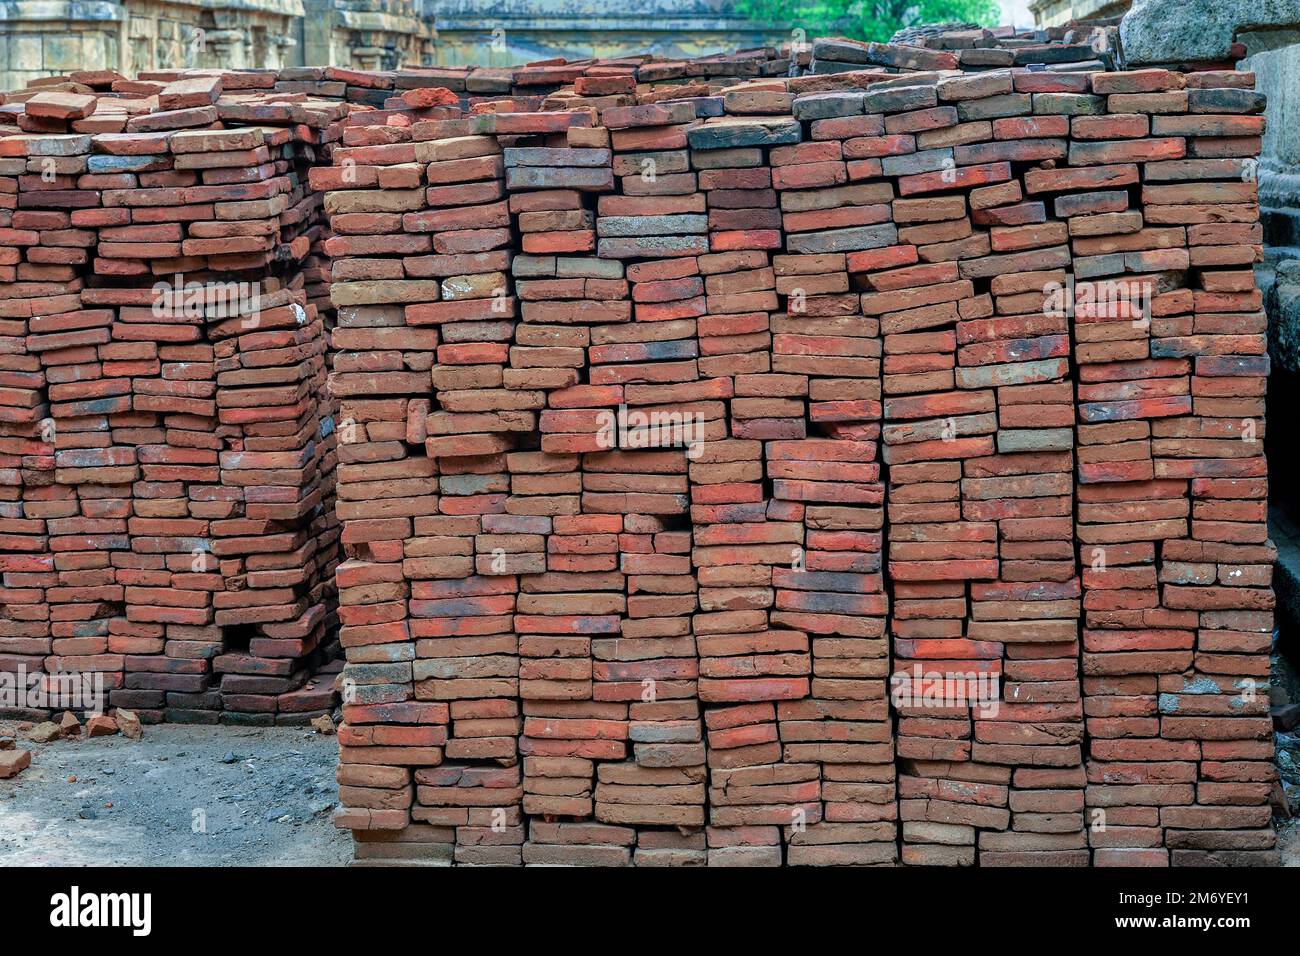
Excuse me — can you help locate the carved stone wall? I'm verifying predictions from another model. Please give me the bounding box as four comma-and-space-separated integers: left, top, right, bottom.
0, 1, 126, 90
302, 0, 435, 71
0, 0, 784, 86
426, 0, 789, 66
0, 0, 437, 89
0, 0, 303, 88
134, 0, 302, 71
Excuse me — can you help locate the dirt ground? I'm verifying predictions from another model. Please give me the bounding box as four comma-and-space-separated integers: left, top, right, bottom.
0, 722, 351, 866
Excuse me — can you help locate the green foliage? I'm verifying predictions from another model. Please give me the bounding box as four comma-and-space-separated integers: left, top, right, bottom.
736, 0, 1002, 44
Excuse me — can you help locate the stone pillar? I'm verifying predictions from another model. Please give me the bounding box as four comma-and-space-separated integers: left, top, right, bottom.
302, 0, 435, 71
301, 0, 335, 66
203, 28, 247, 68
1239, 29, 1300, 244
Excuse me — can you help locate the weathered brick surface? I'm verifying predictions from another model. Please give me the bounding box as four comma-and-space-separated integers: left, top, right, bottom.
0, 71, 362, 724
319, 46, 1275, 866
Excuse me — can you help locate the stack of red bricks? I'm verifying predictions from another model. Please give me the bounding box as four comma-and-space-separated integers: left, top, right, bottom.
845, 69, 1088, 865
322, 48, 1278, 866
0, 71, 349, 724
1066, 69, 1275, 866
321, 104, 516, 860
0, 34, 1278, 866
